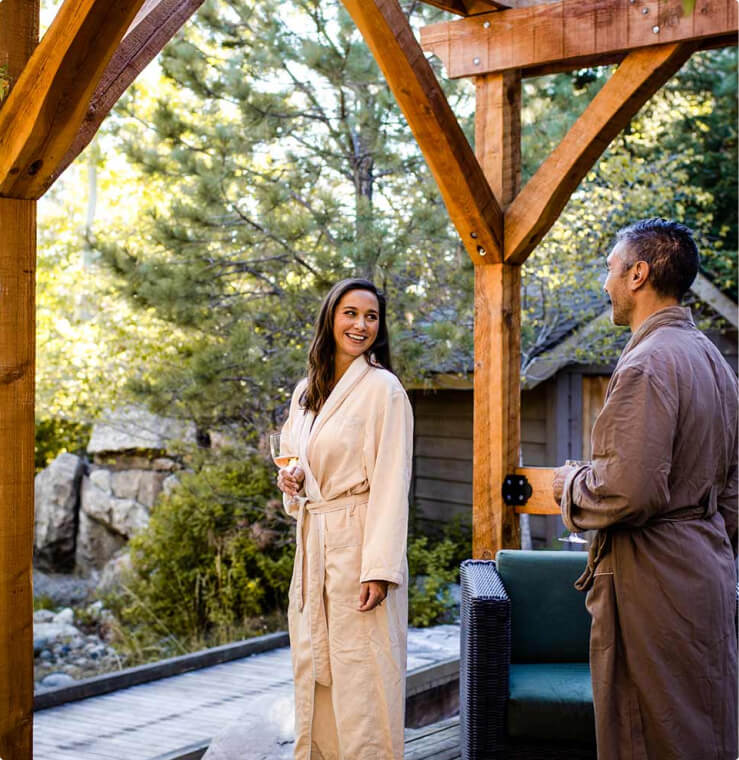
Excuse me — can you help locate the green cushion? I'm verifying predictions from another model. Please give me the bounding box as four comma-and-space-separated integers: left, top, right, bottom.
496, 550, 590, 662
507, 663, 595, 744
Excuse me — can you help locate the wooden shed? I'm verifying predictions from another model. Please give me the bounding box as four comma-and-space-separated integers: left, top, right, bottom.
1, 0, 736, 756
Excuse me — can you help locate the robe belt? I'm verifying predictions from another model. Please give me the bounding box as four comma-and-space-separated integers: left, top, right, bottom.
292, 491, 369, 687
575, 487, 718, 593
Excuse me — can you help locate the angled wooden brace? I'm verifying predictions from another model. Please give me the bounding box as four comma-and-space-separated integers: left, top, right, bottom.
0, 0, 148, 199
504, 41, 698, 264
55, 0, 206, 182
340, 0, 503, 264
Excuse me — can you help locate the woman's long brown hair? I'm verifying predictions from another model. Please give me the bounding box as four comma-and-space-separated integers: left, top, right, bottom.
301, 278, 393, 413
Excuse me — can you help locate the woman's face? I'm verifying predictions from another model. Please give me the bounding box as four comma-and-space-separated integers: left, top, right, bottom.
332, 289, 380, 363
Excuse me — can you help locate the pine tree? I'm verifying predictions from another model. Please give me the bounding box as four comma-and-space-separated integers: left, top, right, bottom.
96, 0, 471, 435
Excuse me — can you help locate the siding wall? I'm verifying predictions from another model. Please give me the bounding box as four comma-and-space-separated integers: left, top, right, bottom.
410, 383, 560, 538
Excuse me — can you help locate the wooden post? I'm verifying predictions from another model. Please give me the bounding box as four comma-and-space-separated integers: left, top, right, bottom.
0, 2, 39, 758
473, 72, 522, 558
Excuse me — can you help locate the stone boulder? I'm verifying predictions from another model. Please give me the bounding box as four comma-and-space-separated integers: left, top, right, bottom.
34, 453, 84, 572
97, 550, 132, 594
87, 406, 196, 455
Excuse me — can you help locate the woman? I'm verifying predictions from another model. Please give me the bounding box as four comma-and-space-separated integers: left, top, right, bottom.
277, 278, 413, 760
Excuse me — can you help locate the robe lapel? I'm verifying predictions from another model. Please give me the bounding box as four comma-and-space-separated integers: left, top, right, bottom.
298, 355, 372, 502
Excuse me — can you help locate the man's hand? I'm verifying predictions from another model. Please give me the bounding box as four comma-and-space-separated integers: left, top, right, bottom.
553, 464, 576, 503
358, 580, 388, 612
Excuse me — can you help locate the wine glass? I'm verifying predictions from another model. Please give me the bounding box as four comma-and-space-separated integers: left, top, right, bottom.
558, 459, 589, 548
269, 432, 298, 470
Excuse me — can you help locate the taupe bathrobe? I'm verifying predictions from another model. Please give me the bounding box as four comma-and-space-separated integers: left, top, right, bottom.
561, 306, 738, 760
280, 355, 413, 760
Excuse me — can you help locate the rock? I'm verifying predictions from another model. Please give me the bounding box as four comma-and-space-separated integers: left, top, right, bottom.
203, 694, 295, 760
87, 406, 196, 455
82, 475, 149, 533
111, 470, 142, 500
34, 453, 84, 572
136, 471, 167, 508
162, 474, 180, 497
33, 622, 82, 654
111, 498, 149, 535
97, 551, 132, 594
33, 569, 96, 607
40, 673, 76, 689
33, 609, 55, 624
88, 468, 112, 492
75, 510, 127, 572
52, 607, 74, 626
152, 457, 177, 471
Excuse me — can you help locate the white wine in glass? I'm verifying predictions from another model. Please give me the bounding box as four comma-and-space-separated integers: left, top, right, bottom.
269, 432, 298, 470
559, 459, 589, 546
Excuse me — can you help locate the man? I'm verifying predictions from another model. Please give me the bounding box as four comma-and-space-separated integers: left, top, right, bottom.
553, 218, 738, 760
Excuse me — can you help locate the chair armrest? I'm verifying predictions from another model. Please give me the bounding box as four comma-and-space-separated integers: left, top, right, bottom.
460, 559, 511, 760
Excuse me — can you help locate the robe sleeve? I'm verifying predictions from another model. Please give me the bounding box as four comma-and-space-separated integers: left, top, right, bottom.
279, 380, 307, 518
360, 385, 413, 586
718, 459, 738, 557
562, 367, 677, 531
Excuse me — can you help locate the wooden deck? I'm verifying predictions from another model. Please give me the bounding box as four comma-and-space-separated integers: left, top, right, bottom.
34, 625, 460, 760
405, 716, 460, 759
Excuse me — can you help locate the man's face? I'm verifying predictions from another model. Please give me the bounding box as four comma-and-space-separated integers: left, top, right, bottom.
604, 241, 635, 326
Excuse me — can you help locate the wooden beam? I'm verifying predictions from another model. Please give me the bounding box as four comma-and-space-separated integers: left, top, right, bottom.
0, 0, 148, 199
340, 0, 503, 264
0, 7, 37, 758
473, 73, 521, 558
55, 0, 205, 182
475, 71, 521, 208
421, 0, 512, 17
420, 0, 737, 79
514, 467, 559, 514
691, 271, 739, 328
474, 265, 522, 555
504, 41, 696, 264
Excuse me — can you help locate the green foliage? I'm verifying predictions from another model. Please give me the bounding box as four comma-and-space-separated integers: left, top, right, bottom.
93, 0, 470, 434
35, 417, 91, 473
407, 535, 459, 628
33, 595, 56, 612
107, 453, 295, 651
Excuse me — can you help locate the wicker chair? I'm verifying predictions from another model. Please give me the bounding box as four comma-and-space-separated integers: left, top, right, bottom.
459, 551, 596, 760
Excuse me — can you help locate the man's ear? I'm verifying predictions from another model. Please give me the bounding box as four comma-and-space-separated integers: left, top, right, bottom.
629, 260, 650, 292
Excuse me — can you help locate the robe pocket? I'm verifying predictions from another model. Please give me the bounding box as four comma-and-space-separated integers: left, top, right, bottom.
587, 572, 616, 651
328, 599, 371, 665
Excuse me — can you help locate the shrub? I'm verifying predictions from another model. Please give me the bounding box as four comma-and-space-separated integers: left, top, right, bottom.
407, 515, 472, 628
35, 417, 91, 472
107, 453, 295, 654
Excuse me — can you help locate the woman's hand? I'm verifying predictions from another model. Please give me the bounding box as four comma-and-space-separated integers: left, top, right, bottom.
277, 465, 305, 497
358, 580, 389, 612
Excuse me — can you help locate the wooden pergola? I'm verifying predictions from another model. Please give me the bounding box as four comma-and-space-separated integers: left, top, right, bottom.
0, 0, 735, 755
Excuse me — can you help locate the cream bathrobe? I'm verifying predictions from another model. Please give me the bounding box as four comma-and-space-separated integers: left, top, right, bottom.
280, 355, 413, 760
